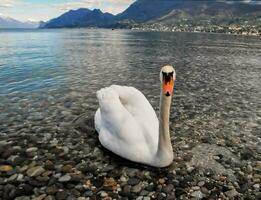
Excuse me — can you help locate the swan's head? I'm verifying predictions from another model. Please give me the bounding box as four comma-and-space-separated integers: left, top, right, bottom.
160, 65, 176, 97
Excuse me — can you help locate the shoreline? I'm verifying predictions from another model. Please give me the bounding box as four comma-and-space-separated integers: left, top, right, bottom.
1, 27, 260, 37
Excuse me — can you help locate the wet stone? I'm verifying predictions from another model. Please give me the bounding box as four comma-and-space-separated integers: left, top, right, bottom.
14, 196, 30, 200
198, 181, 205, 187
26, 166, 45, 177
162, 184, 174, 194
26, 147, 38, 153
131, 182, 143, 193
191, 190, 204, 199
225, 189, 239, 198
84, 190, 93, 197
46, 186, 59, 195
0, 165, 13, 172
58, 174, 71, 182
7, 174, 18, 182
61, 164, 73, 173
55, 190, 68, 200
127, 178, 140, 186
7, 155, 24, 166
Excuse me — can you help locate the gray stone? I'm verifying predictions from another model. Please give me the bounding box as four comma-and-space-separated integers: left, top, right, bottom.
253, 184, 260, 190
58, 174, 71, 182
46, 185, 59, 195
33, 194, 47, 200
225, 189, 239, 198
14, 196, 30, 200
162, 184, 174, 194
127, 178, 140, 186
26, 166, 45, 177
191, 191, 204, 199
99, 191, 108, 198
198, 181, 205, 187
26, 147, 38, 153
17, 174, 24, 182
190, 144, 239, 181
131, 182, 143, 193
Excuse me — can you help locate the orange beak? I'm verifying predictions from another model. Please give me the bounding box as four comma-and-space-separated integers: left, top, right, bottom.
163, 79, 174, 96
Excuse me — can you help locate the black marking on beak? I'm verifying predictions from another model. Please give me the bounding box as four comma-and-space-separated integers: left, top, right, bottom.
162, 71, 174, 83
166, 92, 170, 96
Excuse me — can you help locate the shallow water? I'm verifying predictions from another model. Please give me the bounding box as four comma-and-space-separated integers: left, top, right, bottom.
0, 29, 260, 152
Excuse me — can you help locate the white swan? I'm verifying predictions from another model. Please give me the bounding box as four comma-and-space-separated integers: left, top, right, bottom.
94, 65, 176, 167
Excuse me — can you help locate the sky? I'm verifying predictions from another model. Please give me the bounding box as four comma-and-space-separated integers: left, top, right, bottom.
0, 0, 259, 22
0, 0, 135, 22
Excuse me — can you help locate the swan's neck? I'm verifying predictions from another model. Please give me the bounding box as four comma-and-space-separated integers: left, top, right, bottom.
155, 89, 173, 167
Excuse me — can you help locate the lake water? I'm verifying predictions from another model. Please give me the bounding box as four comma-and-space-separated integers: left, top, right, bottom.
0, 29, 260, 154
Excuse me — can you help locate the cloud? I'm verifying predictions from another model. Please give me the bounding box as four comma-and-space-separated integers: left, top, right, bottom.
0, 0, 135, 21
52, 0, 135, 14
0, 0, 16, 8
52, 0, 94, 12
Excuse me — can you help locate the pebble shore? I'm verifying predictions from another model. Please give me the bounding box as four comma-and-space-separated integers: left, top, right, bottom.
0, 30, 260, 200
0, 114, 260, 200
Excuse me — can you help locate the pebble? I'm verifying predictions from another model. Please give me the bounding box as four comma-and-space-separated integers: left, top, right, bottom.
120, 175, 128, 182
58, 174, 71, 182
7, 174, 18, 182
26, 166, 45, 177
61, 164, 73, 173
0, 165, 13, 172
46, 186, 59, 195
225, 189, 239, 198
127, 178, 140, 186
191, 190, 204, 199
162, 184, 174, 193
56, 190, 68, 200
192, 186, 200, 191
158, 178, 165, 184
15, 197, 30, 200
253, 184, 260, 190
17, 174, 24, 182
103, 178, 117, 190
33, 194, 47, 200
44, 195, 55, 200
26, 147, 38, 153
198, 181, 205, 187
201, 187, 209, 194
99, 191, 108, 198
131, 182, 143, 193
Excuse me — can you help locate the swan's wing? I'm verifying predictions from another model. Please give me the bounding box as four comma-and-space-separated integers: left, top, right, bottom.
95, 87, 154, 162
110, 85, 159, 140
95, 86, 159, 160
95, 87, 146, 142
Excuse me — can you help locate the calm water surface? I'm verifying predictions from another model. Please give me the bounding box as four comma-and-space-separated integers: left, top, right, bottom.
0, 29, 260, 151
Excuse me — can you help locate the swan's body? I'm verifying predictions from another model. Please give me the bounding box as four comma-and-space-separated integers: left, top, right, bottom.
94, 65, 176, 167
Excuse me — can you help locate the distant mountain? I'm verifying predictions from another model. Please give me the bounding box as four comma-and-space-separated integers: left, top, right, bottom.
42, 0, 261, 29
115, 0, 181, 23
43, 8, 115, 28
146, 0, 261, 25
117, 0, 260, 25
0, 16, 39, 29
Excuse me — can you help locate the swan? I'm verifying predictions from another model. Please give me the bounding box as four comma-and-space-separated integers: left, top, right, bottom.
94, 65, 176, 167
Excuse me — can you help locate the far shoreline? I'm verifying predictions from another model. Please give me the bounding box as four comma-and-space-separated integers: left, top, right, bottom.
1, 27, 260, 37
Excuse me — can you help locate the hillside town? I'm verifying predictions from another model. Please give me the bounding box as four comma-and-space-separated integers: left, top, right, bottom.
132, 23, 260, 36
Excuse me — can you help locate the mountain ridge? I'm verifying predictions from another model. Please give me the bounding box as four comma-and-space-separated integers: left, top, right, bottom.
0, 16, 39, 29
42, 0, 261, 29
43, 8, 115, 28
